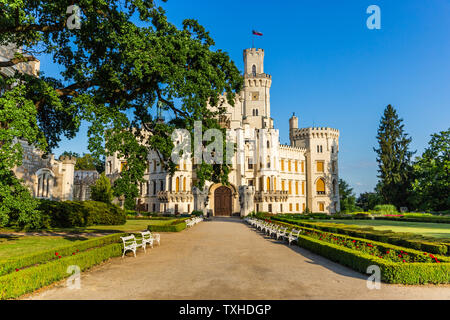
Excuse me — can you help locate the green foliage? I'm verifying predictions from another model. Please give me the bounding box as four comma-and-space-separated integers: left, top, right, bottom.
37, 200, 126, 228
147, 219, 187, 232
73, 153, 104, 173
411, 129, 450, 212
191, 210, 203, 216
0, 233, 125, 277
338, 179, 359, 213
1, 1, 243, 220
356, 192, 383, 211
374, 105, 415, 208
90, 173, 113, 204
0, 243, 123, 299
373, 204, 398, 214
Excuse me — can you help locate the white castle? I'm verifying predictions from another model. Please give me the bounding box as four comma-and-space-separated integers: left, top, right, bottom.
106, 48, 340, 216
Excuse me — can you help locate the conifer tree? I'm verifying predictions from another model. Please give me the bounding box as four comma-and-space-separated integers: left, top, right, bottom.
374, 105, 415, 208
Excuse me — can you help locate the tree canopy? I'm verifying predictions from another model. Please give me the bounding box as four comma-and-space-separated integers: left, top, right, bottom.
0, 0, 243, 218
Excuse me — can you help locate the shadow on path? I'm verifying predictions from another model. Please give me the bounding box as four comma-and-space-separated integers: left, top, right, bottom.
245, 223, 367, 281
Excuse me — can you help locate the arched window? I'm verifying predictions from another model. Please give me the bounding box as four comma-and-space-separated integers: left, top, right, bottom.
36, 169, 54, 199
266, 177, 270, 191
176, 177, 180, 192
316, 178, 326, 195
160, 180, 164, 192
183, 177, 186, 191
252, 64, 256, 76
255, 109, 258, 116
273, 177, 277, 191
267, 156, 271, 169
266, 140, 270, 148
153, 181, 157, 195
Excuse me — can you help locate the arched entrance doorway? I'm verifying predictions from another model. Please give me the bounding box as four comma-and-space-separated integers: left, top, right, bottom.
214, 186, 232, 216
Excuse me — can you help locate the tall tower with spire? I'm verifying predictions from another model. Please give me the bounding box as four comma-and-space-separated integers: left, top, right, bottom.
242, 48, 273, 129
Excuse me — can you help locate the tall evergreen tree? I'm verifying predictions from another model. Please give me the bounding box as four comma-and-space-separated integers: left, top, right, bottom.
374, 105, 415, 208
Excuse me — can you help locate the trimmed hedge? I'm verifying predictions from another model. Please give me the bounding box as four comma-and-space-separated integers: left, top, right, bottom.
147, 219, 187, 232
0, 243, 123, 299
38, 200, 126, 228
296, 234, 450, 284
271, 216, 449, 255
0, 233, 125, 277
254, 218, 450, 284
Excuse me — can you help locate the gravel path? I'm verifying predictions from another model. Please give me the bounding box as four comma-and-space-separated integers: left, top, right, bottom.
27, 217, 450, 300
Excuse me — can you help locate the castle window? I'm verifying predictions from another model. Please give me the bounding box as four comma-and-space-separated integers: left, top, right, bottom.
320, 145, 323, 153
183, 177, 186, 191
281, 180, 285, 191
317, 161, 324, 172
267, 140, 270, 148
267, 156, 271, 169
252, 64, 256, 76
301, 161, 305, 173
153, 181, 156, 195
120, 161, 127, 172
266, 177, 270, 191
36, 169, 54, 199
295, 161, 298, 172
288, 160, 291, 172
316, 178, 326, 195
332, 160, 337, 173
255, 109, 258, 116
160, 180, 164, 191
302, 203, 306, 212
281, 159, 285, 171
176, 177, 180, 192
331, 146, 335, 153
268, 204, 272, 213
273, 177, 276, 191
302, 181, 305, 195
288, 181, 292, 194
296, 203, 299, 212
248, 158, 253, 170
319, 202, 325, 212
295, 181, 299, 195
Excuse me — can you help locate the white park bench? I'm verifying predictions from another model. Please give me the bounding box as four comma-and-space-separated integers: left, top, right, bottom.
121, 235, 142, 258
284, 229, 301, 245
140, 231, 154, 250
276, 227, 288, 240
149, 231, 161, 246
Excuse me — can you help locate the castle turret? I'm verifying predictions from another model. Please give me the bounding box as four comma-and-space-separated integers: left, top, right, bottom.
242, 48, 272, 129
289, 113, 298, 144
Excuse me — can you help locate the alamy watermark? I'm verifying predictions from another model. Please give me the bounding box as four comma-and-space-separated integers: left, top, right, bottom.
366, 5, 381, 30
366, 265, 381, 290
66, 265, 81, 289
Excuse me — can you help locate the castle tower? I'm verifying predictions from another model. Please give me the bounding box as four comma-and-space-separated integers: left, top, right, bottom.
242, 48, 273, 129
289, 126, 341, 213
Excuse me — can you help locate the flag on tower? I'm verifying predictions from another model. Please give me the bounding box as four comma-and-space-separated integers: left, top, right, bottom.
252, 30, 263, 36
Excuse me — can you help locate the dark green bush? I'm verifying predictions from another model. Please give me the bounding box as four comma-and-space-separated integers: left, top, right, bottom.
37, 200, 126, 228
191, 210, 203, 216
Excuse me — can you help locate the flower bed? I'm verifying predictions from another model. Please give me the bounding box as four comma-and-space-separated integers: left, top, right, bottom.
253, 218, 450, 284
270, 216, 449, 255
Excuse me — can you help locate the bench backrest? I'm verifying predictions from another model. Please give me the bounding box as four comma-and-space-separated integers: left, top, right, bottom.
121, 235, 137, 246
141, 231, 151, 239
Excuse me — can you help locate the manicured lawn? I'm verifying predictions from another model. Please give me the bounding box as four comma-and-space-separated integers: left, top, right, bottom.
0, 219, 181, 260
0, 235, 88, 260
318, 219, 450, 239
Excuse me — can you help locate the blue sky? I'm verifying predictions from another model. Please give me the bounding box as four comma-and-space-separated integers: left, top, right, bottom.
45, 0, 450, 196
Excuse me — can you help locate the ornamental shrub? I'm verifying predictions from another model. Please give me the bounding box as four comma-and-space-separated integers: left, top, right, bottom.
373, 204, 397, 214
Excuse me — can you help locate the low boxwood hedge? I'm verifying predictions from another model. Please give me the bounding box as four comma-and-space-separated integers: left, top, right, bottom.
147, 219, 187, 232
0, 233, 126, 277
254, 218, 450, 284
271, 216, 449, 255
0, 243, 123, 300
296, 234, 450, 284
